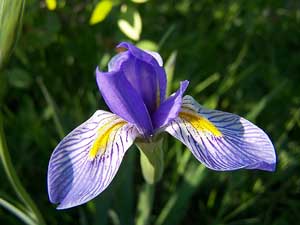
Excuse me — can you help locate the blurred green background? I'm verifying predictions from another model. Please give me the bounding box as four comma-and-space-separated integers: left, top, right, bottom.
1, 0, 300, 225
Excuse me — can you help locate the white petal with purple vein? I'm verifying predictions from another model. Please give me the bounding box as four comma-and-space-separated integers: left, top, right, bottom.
47, 110, 139, 209
164, 95, 276, 171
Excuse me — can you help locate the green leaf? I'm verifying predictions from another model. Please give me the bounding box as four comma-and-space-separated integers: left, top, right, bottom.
136, 40, 158, 51
131, 0, 149, 3
45, 0, 57, 10
89, 0, 113, 25
164, 51, 177, 96
0, 0, 25, 70
5, 68, 32, 89
118, 6, 142, 41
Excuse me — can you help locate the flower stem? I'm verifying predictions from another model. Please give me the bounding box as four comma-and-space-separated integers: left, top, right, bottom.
0, 112, 46, 225
135, 183, 155, 225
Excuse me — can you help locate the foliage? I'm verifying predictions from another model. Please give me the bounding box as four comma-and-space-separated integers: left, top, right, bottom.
1, 0, 300, 225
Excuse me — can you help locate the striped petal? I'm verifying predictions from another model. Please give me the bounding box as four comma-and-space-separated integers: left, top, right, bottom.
164, 95, 276, 171
47, 110, 139, 209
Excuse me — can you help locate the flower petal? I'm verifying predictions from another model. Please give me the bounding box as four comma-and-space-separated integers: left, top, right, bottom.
117, 42, 167, 108
144, 50, 163, 67
164, 95, 276, 171
108, 51, 129, 72
152, 80, 189, 129
96, 67, 153, 136
117, 42, 161, 67
121, 57, 159, 113
47, 110, 140, 209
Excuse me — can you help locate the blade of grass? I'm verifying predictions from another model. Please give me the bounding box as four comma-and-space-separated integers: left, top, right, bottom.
114, 149, 135, 225
204, 45, 253, 109
0, 197, 37, 225
218, 43, 248, 95
158, 24, 176, 51
135, 183, 155, 225
246, 79, 287, 121
277, 107, 300, 147
155, 162, 206, 225
215, 174, 284, 224
36, 77, 65, 138
223, 197, 257, 222
164, 51, 177, 96
108, 209, 121, 225
0, 112, 46, 225
193, 72, 220, 94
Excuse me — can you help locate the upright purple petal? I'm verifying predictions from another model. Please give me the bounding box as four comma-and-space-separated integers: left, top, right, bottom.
47, 110, 140, 209
121, 57, 159, 113
108, 51, 130, 72
164, 95, 276, 171
152, 80, 189, 129
96, 67, 153, 136
144, 50, 163, 66
117, 42, 167, 111
117, 42, 161, 67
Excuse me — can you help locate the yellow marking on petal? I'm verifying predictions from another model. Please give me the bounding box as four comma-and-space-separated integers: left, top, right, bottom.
89, 120, 127, 160
179, 110, 222, 137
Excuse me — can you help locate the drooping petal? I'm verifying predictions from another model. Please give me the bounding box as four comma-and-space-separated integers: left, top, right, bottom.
96, 67, 153, 136
117, 42, 167, 109
47, 110, 140, 209
152, 80, 189, 129
164, 95, 276, 171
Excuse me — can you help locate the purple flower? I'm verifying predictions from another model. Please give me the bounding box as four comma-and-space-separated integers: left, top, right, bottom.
47, 42, 276, 209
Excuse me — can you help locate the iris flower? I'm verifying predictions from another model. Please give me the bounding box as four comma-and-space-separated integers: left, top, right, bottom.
47, 42, 276, 209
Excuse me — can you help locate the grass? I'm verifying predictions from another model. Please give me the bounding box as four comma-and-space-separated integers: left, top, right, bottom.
1, 0, 300, 224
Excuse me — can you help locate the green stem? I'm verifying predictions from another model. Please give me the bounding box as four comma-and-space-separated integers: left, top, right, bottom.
0, 112, 46, 225
135, 183, 155, 225
136, 138, 164, 185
